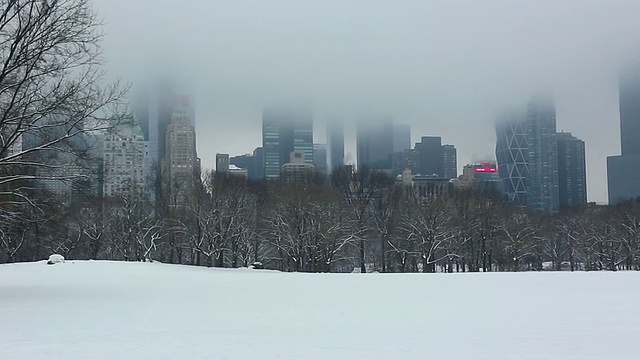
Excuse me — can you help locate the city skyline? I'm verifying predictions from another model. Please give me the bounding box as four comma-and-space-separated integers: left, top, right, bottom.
93, 0, 640, 204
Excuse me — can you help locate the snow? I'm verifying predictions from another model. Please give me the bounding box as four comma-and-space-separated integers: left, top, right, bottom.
46, 254, 65, 265
1, 261, 639, 359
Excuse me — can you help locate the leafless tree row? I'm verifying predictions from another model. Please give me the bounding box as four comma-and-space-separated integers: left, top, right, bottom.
3, 166, 640, 273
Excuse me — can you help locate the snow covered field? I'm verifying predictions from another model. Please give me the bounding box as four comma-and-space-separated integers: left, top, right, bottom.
1, 261, 639, 359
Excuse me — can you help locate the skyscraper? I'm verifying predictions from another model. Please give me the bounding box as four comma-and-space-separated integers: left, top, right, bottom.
526, 95, 559, 212
134, 79, 195, 169
313, 143, 328, 175
415, 136, 443, 177
557, 132, 587, 208
262, 106, 313, 180
103, 117, 148, 199
607, 63, 640, 204
164, 101, 198, 206
356, 116, 394, 171
495, 95, 560, 212
393, 124, 411, 153
327, 121, 344, 173
442, 144, 457, 179
495, 111, 529, 204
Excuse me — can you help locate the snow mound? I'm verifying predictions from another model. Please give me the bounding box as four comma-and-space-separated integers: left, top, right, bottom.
46, 254, 65, 265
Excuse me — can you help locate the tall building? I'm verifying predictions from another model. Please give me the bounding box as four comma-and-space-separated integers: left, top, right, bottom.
415, 136, 442, 177
442, 144, 457, 179
216, 153, 230, 173
393, 124, 411, 153
262, 107, 313, 180
357, 116, 393, 171
103, 117, 148, 199
327, 121, 344, 173
495, 95, 560, 212
607, 63, 640, 204
392, 149, 420, 176
22, 116, 102, 205
164, 102, 198, 206
134, 79, 195, 168
495, 110, 530, 205
556, 132, 587, 208
526, 95, 559, 212
313, 143, 328, 175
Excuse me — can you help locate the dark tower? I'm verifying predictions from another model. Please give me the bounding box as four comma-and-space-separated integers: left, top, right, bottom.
607, 63, 640, 204
557, 132, 587, 208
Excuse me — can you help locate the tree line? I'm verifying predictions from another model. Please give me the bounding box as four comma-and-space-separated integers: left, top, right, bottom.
3, 166, 640, 273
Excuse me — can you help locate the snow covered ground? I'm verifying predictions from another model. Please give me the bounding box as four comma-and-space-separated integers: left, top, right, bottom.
1, 261, 639, 359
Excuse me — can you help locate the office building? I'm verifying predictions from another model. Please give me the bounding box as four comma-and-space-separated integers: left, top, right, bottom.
556, 132, 587, 208
164, 103, 199, 206
442, 144, 457, 179
392, 149, 420, 176
495, 95, 560, 212
393, 124, 411, 153
327, 121, 344, 173
607, 63, 640, 204
357, 116, 394, 171
216, 153, 230, 173
313, 143, 328, 175
282, 151, 315, 184
495, 110, 530, 205
526, 95, 559, 212
262, 107, 313, 180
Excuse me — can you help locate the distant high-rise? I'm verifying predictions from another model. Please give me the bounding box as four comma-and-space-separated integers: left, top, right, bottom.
607, 63, 640, 204
103, 117, 148, 199
134, 79, 195, 169
262, 107, 313, 180
415, 136, 442, 177
216, 153, 230, 173
495, 95, 560, 212
164, 102, 198, 206
442, 144, 457, 179
313, 143, 328, 175
393, 124, 411, 153
495, 111, 529, 204
356, 116, 394, 171
526, 95, 559, 212
557, 132, 587, 208
392, 149, 420, 176
327, 121, 344, 173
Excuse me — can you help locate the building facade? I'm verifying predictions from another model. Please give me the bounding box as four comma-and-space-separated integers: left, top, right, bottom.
442, 144, 457, 179
164, 106, 199, 206
526, 95, 559, 212
495, 110, 530, 205
607, 63, 640, 204
357, 116, 394, 171
103, 119, 148, 199
557, 132, 587, 208
262, 107, 313, 180
393, 124, 411, 153
327, 121, 344, 174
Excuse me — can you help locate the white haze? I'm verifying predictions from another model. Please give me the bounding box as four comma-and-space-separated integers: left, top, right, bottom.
94, 0, 640, 203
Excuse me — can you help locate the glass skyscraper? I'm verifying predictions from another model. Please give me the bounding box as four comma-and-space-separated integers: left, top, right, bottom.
495, 95, 560, 212
262, 106, 313, 180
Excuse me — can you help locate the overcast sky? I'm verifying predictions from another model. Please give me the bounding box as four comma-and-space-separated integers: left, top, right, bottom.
93, 0, 640, 204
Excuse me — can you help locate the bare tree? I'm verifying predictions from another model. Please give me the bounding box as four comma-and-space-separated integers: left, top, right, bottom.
0, 0, 125, 216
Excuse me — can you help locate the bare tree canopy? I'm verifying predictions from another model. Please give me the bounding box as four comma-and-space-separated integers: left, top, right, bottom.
0, 0, 126, 211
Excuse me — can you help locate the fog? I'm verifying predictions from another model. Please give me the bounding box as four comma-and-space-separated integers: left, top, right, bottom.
94, 0, 640, 203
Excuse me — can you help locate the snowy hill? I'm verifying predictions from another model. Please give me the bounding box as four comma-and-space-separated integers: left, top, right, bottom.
1, 261, 639, 359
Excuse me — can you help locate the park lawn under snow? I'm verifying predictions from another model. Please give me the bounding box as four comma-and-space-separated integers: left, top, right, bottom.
1, 261, 639, 360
